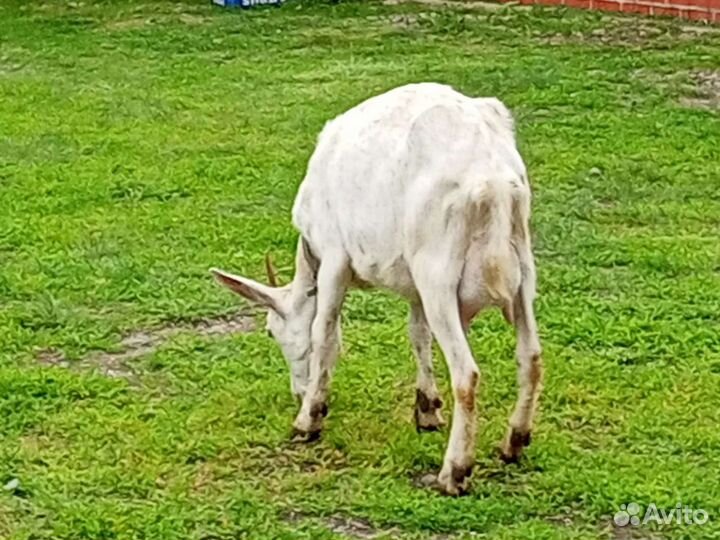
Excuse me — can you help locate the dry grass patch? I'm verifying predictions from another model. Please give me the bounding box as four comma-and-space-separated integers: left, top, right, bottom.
34, 312, 256, 380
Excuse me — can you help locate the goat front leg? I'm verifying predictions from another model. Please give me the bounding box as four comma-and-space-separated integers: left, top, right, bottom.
292, 253, 350, 441
409, 302, 445, 432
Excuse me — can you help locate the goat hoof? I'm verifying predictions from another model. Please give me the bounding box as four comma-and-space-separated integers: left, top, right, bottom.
414, 409, 445, 432
414, 390, 445, 432
499, 428, 531, 463
418, 465, 471, 496
309, 401, 328, 420
292, 403, 326, 442
290, 427, 322, 443
416, 422, 440, 433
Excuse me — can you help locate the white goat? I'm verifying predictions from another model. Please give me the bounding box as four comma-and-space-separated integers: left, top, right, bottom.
212, 83, 542, 495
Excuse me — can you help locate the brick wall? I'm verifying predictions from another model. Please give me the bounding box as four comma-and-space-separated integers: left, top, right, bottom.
513, 0, 720, 22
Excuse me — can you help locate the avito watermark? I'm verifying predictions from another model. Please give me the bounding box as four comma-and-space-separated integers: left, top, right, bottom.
614, 502, 709, 527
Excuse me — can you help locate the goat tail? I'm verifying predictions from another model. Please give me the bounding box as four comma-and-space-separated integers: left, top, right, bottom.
479, 178, 523, 322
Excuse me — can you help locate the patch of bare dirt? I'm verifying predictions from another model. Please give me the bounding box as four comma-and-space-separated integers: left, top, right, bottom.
633, 68, 684, 87
240, 442, 352, 475
36, 348, 70, 368
541, 19, 673, 46
178, 14, 207, 25
545, 509, 580, 528
539, 15, 720, 47
283, 510, 462, 539
370, 0, 535, 32
386, 1, 720, 46
385, 13, 420, 28
0, 47, 32, 76
680, 24, 720, 37
384, 0, 511, 10
680, 70, 720, 110
104, 18, 147, 31
104, 13, 208, 31
36, 346, 138, 381
635, 68, 720, 110
194, 315, 256, 336
600, 519, 664, 539
324, 515, 396, 539
191, 462, 215, 494
366, 10, 489, 31
34, 312, 256, 381
324, 516, 409, 539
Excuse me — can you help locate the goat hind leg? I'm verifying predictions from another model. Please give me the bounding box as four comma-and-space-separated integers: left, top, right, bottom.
414, 259, 480, 495
500, 280, 543, 463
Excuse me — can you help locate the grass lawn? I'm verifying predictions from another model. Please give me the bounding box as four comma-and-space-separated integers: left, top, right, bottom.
1, 0, 719, 538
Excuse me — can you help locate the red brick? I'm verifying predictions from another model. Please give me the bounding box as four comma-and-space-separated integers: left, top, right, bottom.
683, 8, 712, 18
652, 5, 681, 14
644, 2, 671, 9
668, 0, 715, 6
516, 0, 720, 22
594, 0, 623, 9
674, 0, 711, 8
621, 2, 652, 12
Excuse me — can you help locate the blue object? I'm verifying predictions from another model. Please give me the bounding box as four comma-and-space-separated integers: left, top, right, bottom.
212, 0, 282, 7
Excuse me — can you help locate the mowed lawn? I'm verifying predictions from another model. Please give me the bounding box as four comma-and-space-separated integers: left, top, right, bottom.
1, 0, 719, 538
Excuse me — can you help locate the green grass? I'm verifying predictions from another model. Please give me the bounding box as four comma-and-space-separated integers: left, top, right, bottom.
1, 0, 719, 538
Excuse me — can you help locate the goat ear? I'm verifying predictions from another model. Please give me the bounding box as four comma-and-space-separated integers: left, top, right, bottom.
210, 268, 285, 316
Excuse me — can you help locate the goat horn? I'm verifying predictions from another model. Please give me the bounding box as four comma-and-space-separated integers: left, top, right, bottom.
265, 253, 279, 287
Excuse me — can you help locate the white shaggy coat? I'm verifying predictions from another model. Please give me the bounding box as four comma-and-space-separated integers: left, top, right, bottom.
213, 83, 543, 495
